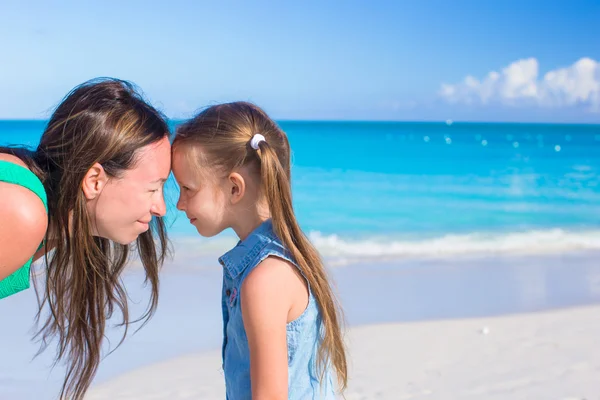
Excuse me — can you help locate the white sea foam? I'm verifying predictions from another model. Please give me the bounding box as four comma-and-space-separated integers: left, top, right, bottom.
162, 228, 600, 269
308, 229, 600, 259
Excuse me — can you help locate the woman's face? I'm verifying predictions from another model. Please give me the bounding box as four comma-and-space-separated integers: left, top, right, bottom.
88, 136, 172, 245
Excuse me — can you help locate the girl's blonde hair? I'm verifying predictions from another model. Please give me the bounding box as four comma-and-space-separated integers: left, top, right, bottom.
173, 102, 347, 390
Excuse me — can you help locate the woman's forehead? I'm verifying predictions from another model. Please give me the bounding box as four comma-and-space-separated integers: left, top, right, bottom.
127, 137, 171, 181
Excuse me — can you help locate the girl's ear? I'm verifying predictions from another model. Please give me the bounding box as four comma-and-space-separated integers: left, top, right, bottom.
228, 172, 246, 205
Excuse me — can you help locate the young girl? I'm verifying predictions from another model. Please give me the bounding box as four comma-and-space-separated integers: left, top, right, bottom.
172, 102, 347, 399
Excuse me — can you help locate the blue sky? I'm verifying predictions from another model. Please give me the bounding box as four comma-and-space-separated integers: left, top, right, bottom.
0, 0, 599, 122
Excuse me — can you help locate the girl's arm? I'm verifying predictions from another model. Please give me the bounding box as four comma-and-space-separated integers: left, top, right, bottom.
241, 256, 297, 400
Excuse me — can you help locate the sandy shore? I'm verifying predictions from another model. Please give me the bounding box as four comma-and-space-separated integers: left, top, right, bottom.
87, 304, 600, 400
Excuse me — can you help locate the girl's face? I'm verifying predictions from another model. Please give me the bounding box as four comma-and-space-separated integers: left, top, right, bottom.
172, 147, 229, 237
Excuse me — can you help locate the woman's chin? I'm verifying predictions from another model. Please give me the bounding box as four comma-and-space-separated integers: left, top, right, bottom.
94, 229, 142, 246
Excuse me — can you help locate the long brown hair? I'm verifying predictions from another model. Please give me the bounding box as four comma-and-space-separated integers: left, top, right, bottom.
1, 78, 170, 399
173, 102, 347, 391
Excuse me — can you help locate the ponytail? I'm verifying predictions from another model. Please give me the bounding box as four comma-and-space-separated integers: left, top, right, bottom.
257, 141, 348, 391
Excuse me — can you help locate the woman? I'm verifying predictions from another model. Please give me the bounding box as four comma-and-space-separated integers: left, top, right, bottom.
0, 78, 172, 399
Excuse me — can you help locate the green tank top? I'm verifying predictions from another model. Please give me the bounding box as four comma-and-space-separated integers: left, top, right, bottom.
0, 160, 48, 299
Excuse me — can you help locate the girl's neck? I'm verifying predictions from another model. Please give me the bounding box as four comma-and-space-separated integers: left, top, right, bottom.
231, 200, 270, 241
233, 214, 269, 241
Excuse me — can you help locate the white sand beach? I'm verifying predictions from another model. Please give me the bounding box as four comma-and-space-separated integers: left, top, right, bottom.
3, 253, 600, 399
87, 304, 600, 400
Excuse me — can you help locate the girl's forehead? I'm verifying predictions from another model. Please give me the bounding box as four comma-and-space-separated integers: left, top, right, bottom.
172, 149, 221, 183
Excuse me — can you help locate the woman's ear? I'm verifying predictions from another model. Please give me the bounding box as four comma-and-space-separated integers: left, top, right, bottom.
82, 163, 108, 200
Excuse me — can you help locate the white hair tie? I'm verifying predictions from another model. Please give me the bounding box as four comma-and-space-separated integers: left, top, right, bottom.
250, 134, 266, 150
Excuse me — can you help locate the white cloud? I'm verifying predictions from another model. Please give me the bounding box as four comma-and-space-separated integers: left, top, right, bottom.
440, 57, 600, 112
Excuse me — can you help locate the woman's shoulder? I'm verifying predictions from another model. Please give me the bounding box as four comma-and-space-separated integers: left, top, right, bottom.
0, 152, 47, 205
0, 153, 48, 279
0, 152, 28, 168
0, 152, 47, 227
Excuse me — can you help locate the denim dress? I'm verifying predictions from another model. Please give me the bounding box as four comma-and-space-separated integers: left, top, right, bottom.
219, 219, 336, 399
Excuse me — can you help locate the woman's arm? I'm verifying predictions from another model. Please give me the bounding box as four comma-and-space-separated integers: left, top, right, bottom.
241, 257, 297, 400
0, 180, 47, 280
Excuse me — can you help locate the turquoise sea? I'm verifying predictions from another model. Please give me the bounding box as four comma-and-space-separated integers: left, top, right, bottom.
2, 120, 600, 263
